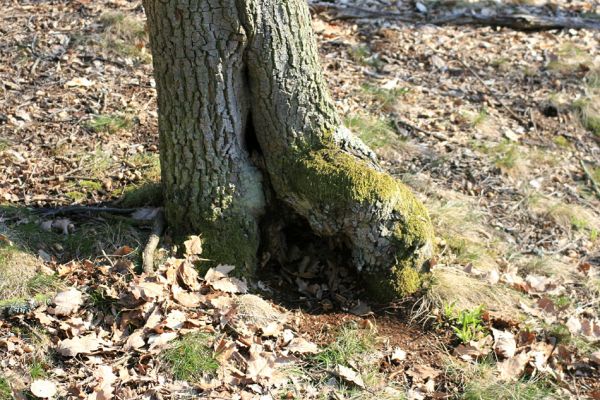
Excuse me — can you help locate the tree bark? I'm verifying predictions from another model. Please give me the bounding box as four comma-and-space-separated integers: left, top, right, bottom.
144, 0, 434, 301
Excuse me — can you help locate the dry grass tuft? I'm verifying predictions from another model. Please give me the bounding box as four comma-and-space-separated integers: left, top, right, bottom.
0, 222, 40, 300
426, 191, 507, 272
98, 11, 150, 63
427, 268, 527, 319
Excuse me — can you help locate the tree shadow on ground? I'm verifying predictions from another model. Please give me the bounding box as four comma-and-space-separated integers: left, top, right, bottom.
0, 203, 153, 305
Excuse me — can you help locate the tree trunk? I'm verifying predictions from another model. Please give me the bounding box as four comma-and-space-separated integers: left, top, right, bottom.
143, 0, 434, 301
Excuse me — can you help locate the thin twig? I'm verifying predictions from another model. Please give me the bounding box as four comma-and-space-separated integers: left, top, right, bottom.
101, 248, 115, 268
37, 167, 83, 182
391, 115, 449, 141
580, 160, 600, 198
142, 209, 165, 273
35, 206, 138, 217
453, 56, 528, 127
529, 108, 537, 133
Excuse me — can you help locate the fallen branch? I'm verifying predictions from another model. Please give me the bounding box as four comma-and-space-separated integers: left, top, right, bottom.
431, 12, 600, 31
309, 2, 600, 31
142, 209, 165, 274
35, 206, 137, 217
391, 115, 449, 141
580, 160, 600, 198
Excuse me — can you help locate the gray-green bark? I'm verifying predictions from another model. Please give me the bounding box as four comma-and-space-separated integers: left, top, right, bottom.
144, 0, 434, 300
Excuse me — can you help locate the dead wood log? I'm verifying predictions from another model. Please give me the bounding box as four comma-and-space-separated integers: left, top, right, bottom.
310, 3, 600, 31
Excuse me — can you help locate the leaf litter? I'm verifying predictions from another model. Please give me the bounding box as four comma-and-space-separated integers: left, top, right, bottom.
1, 0, 600, 398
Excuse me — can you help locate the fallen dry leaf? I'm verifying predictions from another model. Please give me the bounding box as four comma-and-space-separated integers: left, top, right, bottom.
114, 245, 134, 256
147, 331, 178, 350
57, 333, 107, 357
164, 309, 187, 330
92, 365, 116, 400
177, 261, 201, 290
391, 347, 407, 362
184, 235, 203, 256
246, 344, 275, 382
454, 342, 489, 362
49, 288, 83, 316
492, 328, 516, 359
591, 351, 600, 365
407, 365, 440, 382
210, 276, 248, 294
204, 264, 236, 283
172, 283, 203, 307
285, 337, 319, 354
123, 330, 145, 351
497, 351, 529, 381
30, 379, 58, 398
335, 364, 365, 388
129, 281, 165, 302
65, 77, 94, 88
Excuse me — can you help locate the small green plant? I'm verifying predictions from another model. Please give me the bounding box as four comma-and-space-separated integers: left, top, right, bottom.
29, 359, 47, 379
493, 141, 520, 170
546, 324, 571, 343
87, 115, 132, 134
552, 295, 571, 309
444, 304, 486, 343
89, 288, 116, 313
78, 180, 103, 192
570, 216, 589, 231
443, 236, 485, 264
98, 11, 149, 62
0, 139, 9, 152
472, 140, 521, 171
0, 377, 11, 400
348, 45, 383, 70
26, 273, 61, 294
162, 333, 218, 382
460, 108, 488, 127
547, 43, 592, 74
491, 57, 509, 71
313, 323, 376, 368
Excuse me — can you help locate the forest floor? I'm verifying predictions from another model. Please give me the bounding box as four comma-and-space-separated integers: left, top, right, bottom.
1, 0, 600, 399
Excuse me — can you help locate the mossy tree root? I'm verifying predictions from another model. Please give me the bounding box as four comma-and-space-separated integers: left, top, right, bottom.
144, 0, 434, 301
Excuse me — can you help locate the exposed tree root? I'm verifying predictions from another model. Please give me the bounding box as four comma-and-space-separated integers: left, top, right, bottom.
33, 205, 166, 273
142, 209, 165, 273
35, 206, 137, 217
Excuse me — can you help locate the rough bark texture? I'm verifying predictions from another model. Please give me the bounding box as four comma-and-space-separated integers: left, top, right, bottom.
144, 0, 434, 300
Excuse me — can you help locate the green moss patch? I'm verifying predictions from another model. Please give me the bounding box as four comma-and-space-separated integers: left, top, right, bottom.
118, 182, 163, 207
87, 114, 132, 134
277, 146, 433, 300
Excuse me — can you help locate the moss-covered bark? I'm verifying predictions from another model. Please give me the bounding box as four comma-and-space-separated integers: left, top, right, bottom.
144, 0, 265, 270
144, 0, 434, 301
